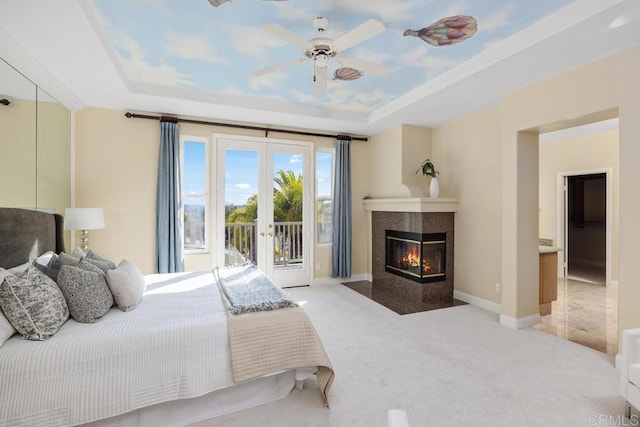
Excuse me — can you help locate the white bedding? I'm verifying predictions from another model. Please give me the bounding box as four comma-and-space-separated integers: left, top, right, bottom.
0, 271, 236, 427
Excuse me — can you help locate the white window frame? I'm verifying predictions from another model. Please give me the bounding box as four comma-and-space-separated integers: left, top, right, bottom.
315, 148, 334, 246
180, 135, 210, 254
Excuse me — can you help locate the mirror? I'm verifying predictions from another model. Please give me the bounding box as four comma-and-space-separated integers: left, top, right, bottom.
0, 56, 71, 247
36, 87, 71, 215
0, 57, 37, 208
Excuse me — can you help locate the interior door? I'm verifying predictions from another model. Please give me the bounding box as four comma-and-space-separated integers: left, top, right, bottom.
215, 136, 311, 287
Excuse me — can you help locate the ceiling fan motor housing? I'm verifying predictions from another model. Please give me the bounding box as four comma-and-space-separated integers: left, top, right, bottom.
305, 39, 337, 67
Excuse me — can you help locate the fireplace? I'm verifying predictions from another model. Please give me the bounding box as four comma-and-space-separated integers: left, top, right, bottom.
385, 230, 446, 283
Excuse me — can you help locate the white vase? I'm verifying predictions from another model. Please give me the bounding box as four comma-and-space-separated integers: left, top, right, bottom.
429, 177, 440, 198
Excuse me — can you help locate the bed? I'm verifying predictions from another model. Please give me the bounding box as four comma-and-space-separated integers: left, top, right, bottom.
0, 208, 333, 427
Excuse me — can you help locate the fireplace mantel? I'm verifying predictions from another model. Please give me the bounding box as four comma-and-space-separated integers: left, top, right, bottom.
363, 197, 459, 213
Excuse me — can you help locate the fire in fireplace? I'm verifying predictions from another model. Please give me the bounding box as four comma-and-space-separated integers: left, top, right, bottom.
385, 230, 446, 283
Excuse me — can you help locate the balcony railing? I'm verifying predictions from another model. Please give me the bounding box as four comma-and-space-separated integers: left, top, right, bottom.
225, 221, 304, 267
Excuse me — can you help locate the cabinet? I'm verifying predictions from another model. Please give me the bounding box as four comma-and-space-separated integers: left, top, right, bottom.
539, 249, 559, 315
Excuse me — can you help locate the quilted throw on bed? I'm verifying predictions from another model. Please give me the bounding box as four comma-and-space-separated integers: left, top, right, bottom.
214, 265, 298, 314
214, 265, 334, 406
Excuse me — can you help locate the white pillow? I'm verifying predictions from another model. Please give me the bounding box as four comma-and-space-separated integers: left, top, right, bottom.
8, 261, 31, 276
0, 269, 18, 346
106, 260, 146, 312
0, 310, 17, 347
34, 251, 56, 267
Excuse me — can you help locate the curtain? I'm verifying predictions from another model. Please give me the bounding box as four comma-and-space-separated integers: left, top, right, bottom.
156, 120, 183, 273
331, 137, 352, 278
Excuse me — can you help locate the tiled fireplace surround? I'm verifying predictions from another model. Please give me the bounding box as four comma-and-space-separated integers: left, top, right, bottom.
372, 211, 455, 306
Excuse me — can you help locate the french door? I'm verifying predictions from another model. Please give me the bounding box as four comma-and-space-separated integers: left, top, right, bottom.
215, 135, 311, 287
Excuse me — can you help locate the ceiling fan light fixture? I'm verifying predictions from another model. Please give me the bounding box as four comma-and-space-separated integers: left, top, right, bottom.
315, 53, 328, 68
313, 17, 329, 32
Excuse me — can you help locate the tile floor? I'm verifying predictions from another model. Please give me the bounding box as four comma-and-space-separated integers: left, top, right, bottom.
533, 278, 618, 355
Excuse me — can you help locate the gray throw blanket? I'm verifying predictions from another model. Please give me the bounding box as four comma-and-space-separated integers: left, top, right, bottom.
213, 265, 298, 314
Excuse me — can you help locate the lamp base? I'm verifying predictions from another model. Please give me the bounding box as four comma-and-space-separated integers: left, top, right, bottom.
80, 229, 90, 253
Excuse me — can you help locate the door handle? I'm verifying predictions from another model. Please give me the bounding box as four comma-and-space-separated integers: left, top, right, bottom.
260, 232, 265, 237
268, 232, 273, 237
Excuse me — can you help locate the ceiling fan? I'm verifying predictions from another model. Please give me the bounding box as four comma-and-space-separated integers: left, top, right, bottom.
254, 17, 391, 94
208, 0, 286, 7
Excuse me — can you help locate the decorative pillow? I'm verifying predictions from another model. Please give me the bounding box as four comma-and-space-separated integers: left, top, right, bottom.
106, 259, 146, 312
57, 265, 113, 323
78, 258, 106, 276
33, 261, 61, 282
86, 250, 117, 270
58, 252, 81, 267
71, 247, 87, 259
84, 257, 114, 274
0, 309, 17, 347
34, 251, 56, 267
8, 261, 31, 276
0, 266, 69, 341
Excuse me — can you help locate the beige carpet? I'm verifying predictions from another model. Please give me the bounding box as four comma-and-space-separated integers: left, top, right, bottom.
191, 282, 625, 426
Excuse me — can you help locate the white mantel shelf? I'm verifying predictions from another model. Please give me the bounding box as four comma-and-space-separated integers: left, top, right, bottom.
363, 197, 459, 213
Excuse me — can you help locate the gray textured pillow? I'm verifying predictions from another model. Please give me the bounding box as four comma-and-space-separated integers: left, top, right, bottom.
57, 265, 114, 323
0, 266, 69, 340
84, 257, 114, 274
86, 250, 117, 270
71, 247, 86, 259
58, 252, 81, 267
78, 258, 106, 276
33, 261, 61, 282
106, 259, 146, 312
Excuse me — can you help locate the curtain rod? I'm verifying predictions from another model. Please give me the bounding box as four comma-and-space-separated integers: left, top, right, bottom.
124, 112, 368, 142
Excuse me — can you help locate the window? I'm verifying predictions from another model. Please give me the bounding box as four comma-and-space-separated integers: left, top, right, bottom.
181, 136, 208, 252
316, 149, 334, 245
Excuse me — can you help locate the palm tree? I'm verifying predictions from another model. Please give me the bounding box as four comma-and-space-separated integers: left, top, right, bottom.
273, 170, 303, 222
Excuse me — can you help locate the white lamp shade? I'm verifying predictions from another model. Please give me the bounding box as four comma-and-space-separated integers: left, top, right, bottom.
64, 208, 105, 230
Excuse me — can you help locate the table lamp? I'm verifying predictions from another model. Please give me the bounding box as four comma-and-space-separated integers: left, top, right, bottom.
64, 208, 105, 252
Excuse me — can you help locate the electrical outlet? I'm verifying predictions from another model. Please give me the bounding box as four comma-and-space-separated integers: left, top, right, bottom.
315, 263, 321, 271
495, 283, 502, 293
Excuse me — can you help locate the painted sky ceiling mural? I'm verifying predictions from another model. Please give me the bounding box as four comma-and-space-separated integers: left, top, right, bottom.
90, 0, 571, 113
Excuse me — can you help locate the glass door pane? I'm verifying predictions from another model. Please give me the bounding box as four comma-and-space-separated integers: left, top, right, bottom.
267, 144, 311, 287
223, 148, 259, 267
215, 136, 310, 288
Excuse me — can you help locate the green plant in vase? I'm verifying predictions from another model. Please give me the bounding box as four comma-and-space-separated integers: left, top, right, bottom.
416, 159, 440, 198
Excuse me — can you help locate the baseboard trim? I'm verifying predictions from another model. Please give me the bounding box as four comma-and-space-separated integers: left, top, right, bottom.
313, 274, 372, 286
500, 313, 540, 329
453, 290, 501, 314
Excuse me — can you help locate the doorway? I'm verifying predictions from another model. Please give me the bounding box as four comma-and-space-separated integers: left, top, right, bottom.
565, 173, 607, 284
214, 135, 312, 288
535, 119, 618, 355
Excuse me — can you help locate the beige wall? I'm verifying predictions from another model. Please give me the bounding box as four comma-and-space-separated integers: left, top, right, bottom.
538, 130, 619, 281
426, 44, 639, 346
368, 124, 430, 198
431, 107, 502, 304
74, 108, 370, 278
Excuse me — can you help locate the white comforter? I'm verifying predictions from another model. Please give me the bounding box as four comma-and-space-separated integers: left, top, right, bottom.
0, 271, 234, 427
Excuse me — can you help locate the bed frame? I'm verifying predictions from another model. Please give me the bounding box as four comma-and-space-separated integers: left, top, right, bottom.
0, 208, 65, 268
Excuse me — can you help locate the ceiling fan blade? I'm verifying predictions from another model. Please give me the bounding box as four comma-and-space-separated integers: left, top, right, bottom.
313, 66, 327, 94
253, 58, 308, 76
336, 56, 391, 77
263, 24, 309, 50
333, 19, 385, 52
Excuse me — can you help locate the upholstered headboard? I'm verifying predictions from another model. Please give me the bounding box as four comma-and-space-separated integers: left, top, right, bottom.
0, 208, 65, 269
